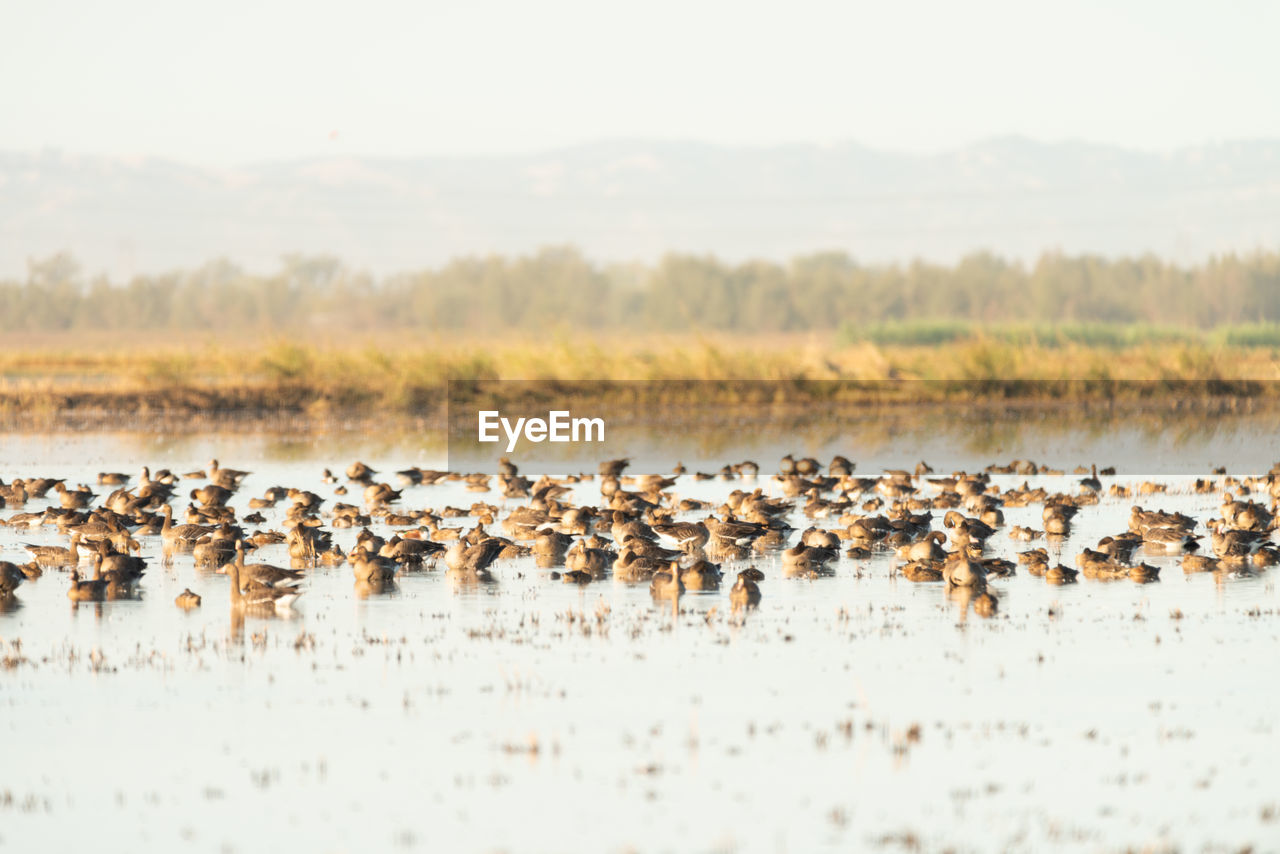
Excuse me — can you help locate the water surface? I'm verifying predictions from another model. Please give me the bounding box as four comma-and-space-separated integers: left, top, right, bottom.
2, 415, 1278, 853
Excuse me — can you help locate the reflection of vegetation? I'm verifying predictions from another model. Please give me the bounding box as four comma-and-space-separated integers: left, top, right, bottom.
4, 397, 1273, 474
6, 248, 1280, 334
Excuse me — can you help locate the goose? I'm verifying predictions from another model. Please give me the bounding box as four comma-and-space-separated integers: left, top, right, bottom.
896, 531, 947, 562
620, 535, 683, 562
1129, 563, 1161, 583
649, 560, 684, 598
226, 556, 300, 611
192, 533, 238, 566
1043, 503, 1078, 535
1096, 534, 1142, 562
363, 482, 402, 506
1219, 497, 1273, 532
942, 555, 985, 589
1045, 565, 1079, 585
651, 521, 710, 551
218, 541, 304, 591
175, 589, 202, 609
136, 467, 175, 502
729, 570, 762, 607
160, 504, 214, 548
95, 540, 147, 581
1209, 525, 1268, 558
207, 459, 251, 488
612, 547, 668, 582
901, 560, 944, 582
782, 543, 837, 576
67, 566, 108, 603
703, 515, 764, 547
566, 541, 615, 576
378, 534, 444, 565
0, 478, 28, 506
1077, 548, 1121, 575
444, 538, 505, 579
610, 511, 656, 545
680, 559, 722, 590
1142, 526, 1200, 554
0, 562, 24, 597
599, 458, 630, 477
1129, 506, 1194, 535
533, 528, 573, 561
943, 511, 996, 542
191, 484, 232, 508
53, 482, 96, 509
346, 461, 377, 483
24, 533, 83, 568
1181, 554, 1221, 574
351, 552, 397, 584
800, 527, 840, 549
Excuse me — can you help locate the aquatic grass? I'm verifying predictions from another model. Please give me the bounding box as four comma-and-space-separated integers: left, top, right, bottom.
837, 320, 1237, 350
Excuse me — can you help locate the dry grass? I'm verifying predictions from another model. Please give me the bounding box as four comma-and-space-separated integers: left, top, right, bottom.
2, 334, 1279, 420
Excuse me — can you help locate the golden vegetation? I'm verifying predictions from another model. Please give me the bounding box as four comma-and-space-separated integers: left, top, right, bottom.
2, 334, 1279, 422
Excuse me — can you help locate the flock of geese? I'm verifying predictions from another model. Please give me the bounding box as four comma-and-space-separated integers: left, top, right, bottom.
2, 455, 1278, 618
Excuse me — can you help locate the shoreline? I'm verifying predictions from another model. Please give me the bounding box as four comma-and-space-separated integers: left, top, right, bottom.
4, 337, 1279, 430
0, 385, 1273, 433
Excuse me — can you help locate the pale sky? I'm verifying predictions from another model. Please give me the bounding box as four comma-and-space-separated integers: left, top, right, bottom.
2, 0, 1277, 164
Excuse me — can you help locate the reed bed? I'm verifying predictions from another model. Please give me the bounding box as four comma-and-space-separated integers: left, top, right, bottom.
3, 333, 1280, 424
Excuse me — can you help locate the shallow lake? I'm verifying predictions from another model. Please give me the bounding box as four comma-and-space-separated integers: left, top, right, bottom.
2, 410, 1279, 853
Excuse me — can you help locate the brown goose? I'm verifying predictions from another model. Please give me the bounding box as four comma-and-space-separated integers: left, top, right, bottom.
207, 459, 251, 488
942, 555, 986, 589
652, 521, 710, 551
681, 559, 722, 590
533, 528, 574, 561
649, 560, 685, 599
612, 547, 668, 582
566, 541, 616, 576
160, 504, 215, 548
444, 538, 505, 580
95, 540, 148, 581
218, 541, 304, 591
192, 533, 238, 566
781, 542, 837, 576
0, 478, 28, 506
24, 533, 83, 568
175, 589, 202, 609
379, 534, 444, 565
67, 561, 108, 603
0, 561, 24, 597
729, 570, 762, 607
351, 553, 397, 584
54, 482, 97, 509
225, 554, 301, 610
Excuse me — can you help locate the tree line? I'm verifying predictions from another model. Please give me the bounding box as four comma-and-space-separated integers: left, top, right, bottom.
4, 247, 1280, 335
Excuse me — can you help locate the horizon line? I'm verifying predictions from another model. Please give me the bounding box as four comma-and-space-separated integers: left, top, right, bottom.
6, 133, 1280, 170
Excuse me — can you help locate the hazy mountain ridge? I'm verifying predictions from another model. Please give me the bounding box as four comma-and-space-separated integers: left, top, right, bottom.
2, 137, 1278, 279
